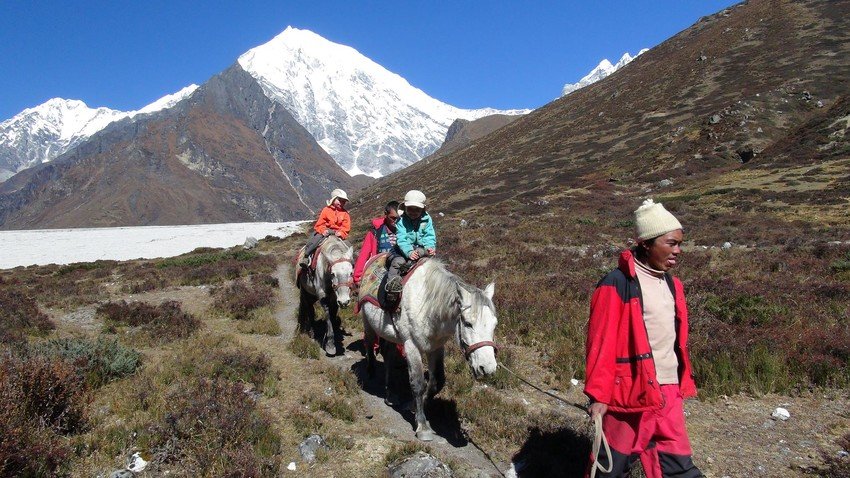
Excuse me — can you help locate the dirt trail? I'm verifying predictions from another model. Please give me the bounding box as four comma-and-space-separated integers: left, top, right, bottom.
272, 263, 508, 477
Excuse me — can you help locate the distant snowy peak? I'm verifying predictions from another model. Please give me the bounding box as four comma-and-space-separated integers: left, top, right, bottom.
0, 85, 198, 181
561, 49, 648, 97
238, 26, 529, 177
133, 84, 198, 116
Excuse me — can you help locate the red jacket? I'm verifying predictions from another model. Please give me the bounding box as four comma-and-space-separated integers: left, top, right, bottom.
353, 217, 391, 285
584, 249, 697, 413
314, 205, 350, 239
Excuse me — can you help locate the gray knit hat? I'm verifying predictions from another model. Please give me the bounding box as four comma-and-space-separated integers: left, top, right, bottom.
634, 199, 682, 240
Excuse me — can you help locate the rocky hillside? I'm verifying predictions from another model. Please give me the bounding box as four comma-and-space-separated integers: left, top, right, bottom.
0, 65, 369, 229
427, 115, 520, 161
355, 0, 850, 245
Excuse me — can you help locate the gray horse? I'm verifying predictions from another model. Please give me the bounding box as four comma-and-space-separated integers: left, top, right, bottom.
360, 258, 499, 441
296, 235, 354, 355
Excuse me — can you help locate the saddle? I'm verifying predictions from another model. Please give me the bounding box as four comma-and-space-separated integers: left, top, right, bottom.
293, 243, 325, 287
356, 253, 428, 312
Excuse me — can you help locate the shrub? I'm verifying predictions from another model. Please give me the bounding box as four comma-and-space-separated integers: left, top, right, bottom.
29, 337, 141, 388
147, 378, 280, 475
236, 313, 282, 336
0, 289, 54, 344
703, 294, 787, 327
289, 334, 322, 360
383, 442, 432, 467
178, 343, 271, 386
98, 300, 200, 343
0, 354, 90, 477
212, 278, 275, 321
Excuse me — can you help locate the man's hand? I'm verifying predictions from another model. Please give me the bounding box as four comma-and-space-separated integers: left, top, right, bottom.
588, 402, 608, 420
334, 230, 343, 237
322, 230, 330, 237
409, 250, 420, 260
427, 248, 436, 256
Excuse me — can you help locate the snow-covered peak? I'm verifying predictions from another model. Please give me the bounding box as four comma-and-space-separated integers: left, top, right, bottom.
133, 84, 198, 116
0, 85, 199, 181
238, 26, 529, 176
561, 49, 648, 97
1, 98, 125, 144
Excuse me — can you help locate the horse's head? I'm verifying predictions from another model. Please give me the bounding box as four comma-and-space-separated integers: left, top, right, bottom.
323, 237, 354, 308
456, 282, 498, 379
329, 259, 353, 307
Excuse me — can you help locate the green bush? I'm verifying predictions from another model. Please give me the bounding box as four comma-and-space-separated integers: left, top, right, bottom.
29, 337, 141, 388
156, 249, 260, 269
289, 334, 322, 360
703, 294, 787, 327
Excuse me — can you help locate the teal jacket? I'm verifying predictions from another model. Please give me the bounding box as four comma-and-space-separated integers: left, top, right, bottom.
395, 212, 437, 258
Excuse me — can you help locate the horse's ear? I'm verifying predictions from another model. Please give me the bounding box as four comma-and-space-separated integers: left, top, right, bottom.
484, 282, 495, 300
456, 283, 472, 309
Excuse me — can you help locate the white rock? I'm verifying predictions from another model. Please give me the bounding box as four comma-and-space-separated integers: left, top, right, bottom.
722, 242, 733, 249
771, 407, 790, 421
287, 462, 297, 471
127, 452, 148, 473
570, 378, 580, 386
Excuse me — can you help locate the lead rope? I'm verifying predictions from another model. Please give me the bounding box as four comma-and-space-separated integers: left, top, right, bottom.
497, 362, 612, 477
590, 412, 613, 478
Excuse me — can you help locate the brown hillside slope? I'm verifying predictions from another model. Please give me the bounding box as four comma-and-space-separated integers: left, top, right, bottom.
356, 0, 850, 245
0, 65, 370, 229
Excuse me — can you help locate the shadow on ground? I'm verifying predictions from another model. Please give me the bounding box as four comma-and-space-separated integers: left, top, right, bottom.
512, 425, 592, 477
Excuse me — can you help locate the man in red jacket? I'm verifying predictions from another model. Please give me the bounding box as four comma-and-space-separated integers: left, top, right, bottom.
585, 199, 703, 478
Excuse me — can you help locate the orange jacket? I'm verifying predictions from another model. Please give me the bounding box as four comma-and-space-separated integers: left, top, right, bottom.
313, 205, 351, 239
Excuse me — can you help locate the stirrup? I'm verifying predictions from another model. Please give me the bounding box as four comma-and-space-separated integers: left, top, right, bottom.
385, 277, 403, 293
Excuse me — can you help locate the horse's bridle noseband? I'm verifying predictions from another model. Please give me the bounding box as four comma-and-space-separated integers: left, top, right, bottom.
327, 258, 354, 290
457, 320, 499, 360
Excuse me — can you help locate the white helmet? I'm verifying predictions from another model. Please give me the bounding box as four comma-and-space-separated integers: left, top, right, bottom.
403, 190, 427, 209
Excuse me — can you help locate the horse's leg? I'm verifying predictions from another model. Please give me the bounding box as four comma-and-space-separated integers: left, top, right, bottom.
403, 341, 434, 441
383, 340, 396, 406
324, 299, 340, 356
317, 297, 334, 355
426, 347, 446, 399
362, 310, 377, 379
297, 289, 315, 336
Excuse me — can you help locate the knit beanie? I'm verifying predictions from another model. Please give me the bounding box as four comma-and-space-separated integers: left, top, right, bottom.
634, 199, 683, 241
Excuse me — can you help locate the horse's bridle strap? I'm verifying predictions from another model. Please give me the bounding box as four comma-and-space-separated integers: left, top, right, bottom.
326, 258, 353, 290
463, 340, 499, 359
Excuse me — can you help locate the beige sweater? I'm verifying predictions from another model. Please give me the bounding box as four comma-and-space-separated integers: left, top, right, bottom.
635, 260, 680, 385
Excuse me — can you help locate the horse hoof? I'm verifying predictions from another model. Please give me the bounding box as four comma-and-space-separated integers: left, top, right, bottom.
416, 429, 435, 442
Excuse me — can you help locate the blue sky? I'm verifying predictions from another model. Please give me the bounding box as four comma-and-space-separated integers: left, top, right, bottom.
0, 1, 738, 120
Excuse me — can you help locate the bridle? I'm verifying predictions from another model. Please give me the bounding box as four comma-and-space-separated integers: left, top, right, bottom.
456, 317, 499, 360
327, 257, 354, 290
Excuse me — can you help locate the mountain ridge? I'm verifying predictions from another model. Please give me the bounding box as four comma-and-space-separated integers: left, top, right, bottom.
0, 86, 198, 182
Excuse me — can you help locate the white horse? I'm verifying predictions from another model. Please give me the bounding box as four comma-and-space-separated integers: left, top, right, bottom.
296, 236, 354, 355
360, 258, 499, 441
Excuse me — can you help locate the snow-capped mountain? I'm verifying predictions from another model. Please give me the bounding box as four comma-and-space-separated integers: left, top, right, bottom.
0, 85, 198, 181
561, 50, 648, 97
238, 27, 529, 177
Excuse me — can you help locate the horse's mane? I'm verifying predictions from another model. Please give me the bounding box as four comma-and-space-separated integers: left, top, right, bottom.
419, 259, 492, 322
